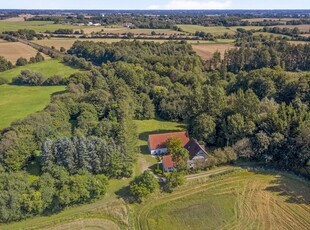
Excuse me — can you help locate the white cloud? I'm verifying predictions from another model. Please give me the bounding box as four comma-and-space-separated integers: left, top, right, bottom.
148, 0, 232, 10
148, 5, 161, 9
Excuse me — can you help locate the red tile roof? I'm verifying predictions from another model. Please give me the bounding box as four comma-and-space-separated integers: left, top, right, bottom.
162, 155, 174, 169
148, 131, 190, 150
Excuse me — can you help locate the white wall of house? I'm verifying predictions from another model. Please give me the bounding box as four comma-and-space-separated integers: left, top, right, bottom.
150, 148, 167, 155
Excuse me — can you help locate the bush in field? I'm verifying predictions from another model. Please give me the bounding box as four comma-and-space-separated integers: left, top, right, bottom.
43, 75, 65, 86
35, 52, 45, 62
0, 56, 13, 72
16, 57, 28, 66
12, 70, 45, 86
129, 171, 158, 202
165, 172, 185, 192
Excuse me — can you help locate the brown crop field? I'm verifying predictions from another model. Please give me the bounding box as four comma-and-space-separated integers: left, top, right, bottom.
81, 26, 183, 35
192, 43, 235, 60
270, 24, 310, 33
0, 41, 49, 63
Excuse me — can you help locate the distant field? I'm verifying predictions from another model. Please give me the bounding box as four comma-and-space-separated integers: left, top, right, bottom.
138, 170, 310, 230
192, 43, 235, 60
82, 26, 183, 35
230, 26, 264, 31
178, 24, 263, 35
178, 24, 236, 35
0, 41, 48, 63
270, 24, 310, 33
0, 59, 80, 82
0, 21, 88, 33
253, 31, 291, 38
241, 18, 299, 23
0, 85, 65, 130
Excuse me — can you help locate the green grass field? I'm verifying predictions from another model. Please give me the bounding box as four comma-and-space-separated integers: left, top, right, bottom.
0, 60, 80, 129
0, 85, 65, 130
179, 24, 264, 35
0, 21, 87, 33
137, 170, 310, 230
0, 59, 80, 82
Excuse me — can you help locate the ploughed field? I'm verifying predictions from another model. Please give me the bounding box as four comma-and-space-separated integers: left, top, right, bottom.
137, 170, 310, 230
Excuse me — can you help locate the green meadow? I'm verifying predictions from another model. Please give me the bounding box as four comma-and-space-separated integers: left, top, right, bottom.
179, 24, 264, 35
0, 60, 80, 130
0, 85, 65, 130
0, 20, 87, 33
0, 59, 80, 82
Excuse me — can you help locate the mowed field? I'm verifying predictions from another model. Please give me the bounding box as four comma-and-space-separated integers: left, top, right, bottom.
192, 43, 235, 60
137, 170, 310, 230
0, 41, 49, 63
0, 85, 65, 130
0, 60, 80, 129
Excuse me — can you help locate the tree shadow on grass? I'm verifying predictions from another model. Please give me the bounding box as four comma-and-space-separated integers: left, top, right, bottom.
115, 185, 136, 204
51, 89, 67, 97
246, 167, 310, 205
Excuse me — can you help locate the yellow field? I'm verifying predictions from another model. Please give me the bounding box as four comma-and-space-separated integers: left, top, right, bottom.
192, 43, 235, 60
0, 41, 49, 63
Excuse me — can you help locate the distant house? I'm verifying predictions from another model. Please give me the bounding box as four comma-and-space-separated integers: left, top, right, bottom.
148, 131, 190, 155
123, 22, 135, 28
162, 155, 175, 172
185, 139, 208, 168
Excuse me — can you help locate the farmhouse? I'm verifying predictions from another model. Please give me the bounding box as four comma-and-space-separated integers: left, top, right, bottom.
162, 155, 175, 172
148, 131, 190, 155
148, 131, 208, 171
185, 139, 208, 168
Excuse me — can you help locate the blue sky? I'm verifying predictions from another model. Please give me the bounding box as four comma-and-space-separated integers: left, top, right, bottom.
1, 0, 310, 10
